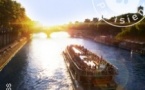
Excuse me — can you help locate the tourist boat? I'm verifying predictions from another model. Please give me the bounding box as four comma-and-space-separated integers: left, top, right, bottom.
62, 45, 118, 90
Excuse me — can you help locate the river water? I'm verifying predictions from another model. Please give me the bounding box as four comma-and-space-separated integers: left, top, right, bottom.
0, 33, 145, 90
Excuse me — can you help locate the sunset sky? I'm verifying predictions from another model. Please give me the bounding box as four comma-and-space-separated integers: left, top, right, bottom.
18, 0, 145, 26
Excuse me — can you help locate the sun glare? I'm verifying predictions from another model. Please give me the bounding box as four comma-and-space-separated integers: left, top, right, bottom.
32, 32, 47, 38
50, 32, 70, 38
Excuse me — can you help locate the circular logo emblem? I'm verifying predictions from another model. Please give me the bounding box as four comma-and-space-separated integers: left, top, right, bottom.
92, 0, 145, 27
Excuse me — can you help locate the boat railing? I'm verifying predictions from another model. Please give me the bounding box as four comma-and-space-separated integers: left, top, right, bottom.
66, 48, 83, 71
65, 47, 117, 77
74, 45, 118, 74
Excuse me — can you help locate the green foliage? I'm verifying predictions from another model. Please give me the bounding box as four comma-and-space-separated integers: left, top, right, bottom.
67, 18, 122, 36
0, 0, 34, 38
116, 18, 145, 41
67, 12, 145, 42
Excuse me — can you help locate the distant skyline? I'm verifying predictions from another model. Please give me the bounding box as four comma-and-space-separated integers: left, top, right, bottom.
18, 0, 145, 26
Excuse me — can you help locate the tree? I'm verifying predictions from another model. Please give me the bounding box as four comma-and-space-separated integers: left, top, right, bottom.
0, 0, 33, 48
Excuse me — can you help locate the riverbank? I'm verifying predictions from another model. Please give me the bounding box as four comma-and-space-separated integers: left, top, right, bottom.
72, 34, 145, 55
0, 37, 27, 71
94, 36, 145, 55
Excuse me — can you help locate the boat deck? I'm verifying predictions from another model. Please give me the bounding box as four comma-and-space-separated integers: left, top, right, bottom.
67, 45, 117, 75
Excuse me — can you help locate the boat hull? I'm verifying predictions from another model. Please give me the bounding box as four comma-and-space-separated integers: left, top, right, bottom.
62, 52, 117, 90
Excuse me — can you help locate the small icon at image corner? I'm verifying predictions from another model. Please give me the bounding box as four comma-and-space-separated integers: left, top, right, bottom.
6, 83, 12, 90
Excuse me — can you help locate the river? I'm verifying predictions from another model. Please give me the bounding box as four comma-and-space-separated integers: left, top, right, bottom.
0, 33, 145, 90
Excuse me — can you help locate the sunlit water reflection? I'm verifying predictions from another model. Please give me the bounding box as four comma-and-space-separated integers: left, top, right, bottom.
0, 32, 145, 90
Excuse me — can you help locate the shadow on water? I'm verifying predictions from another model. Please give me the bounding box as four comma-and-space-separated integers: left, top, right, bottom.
0, 43, 28, 89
